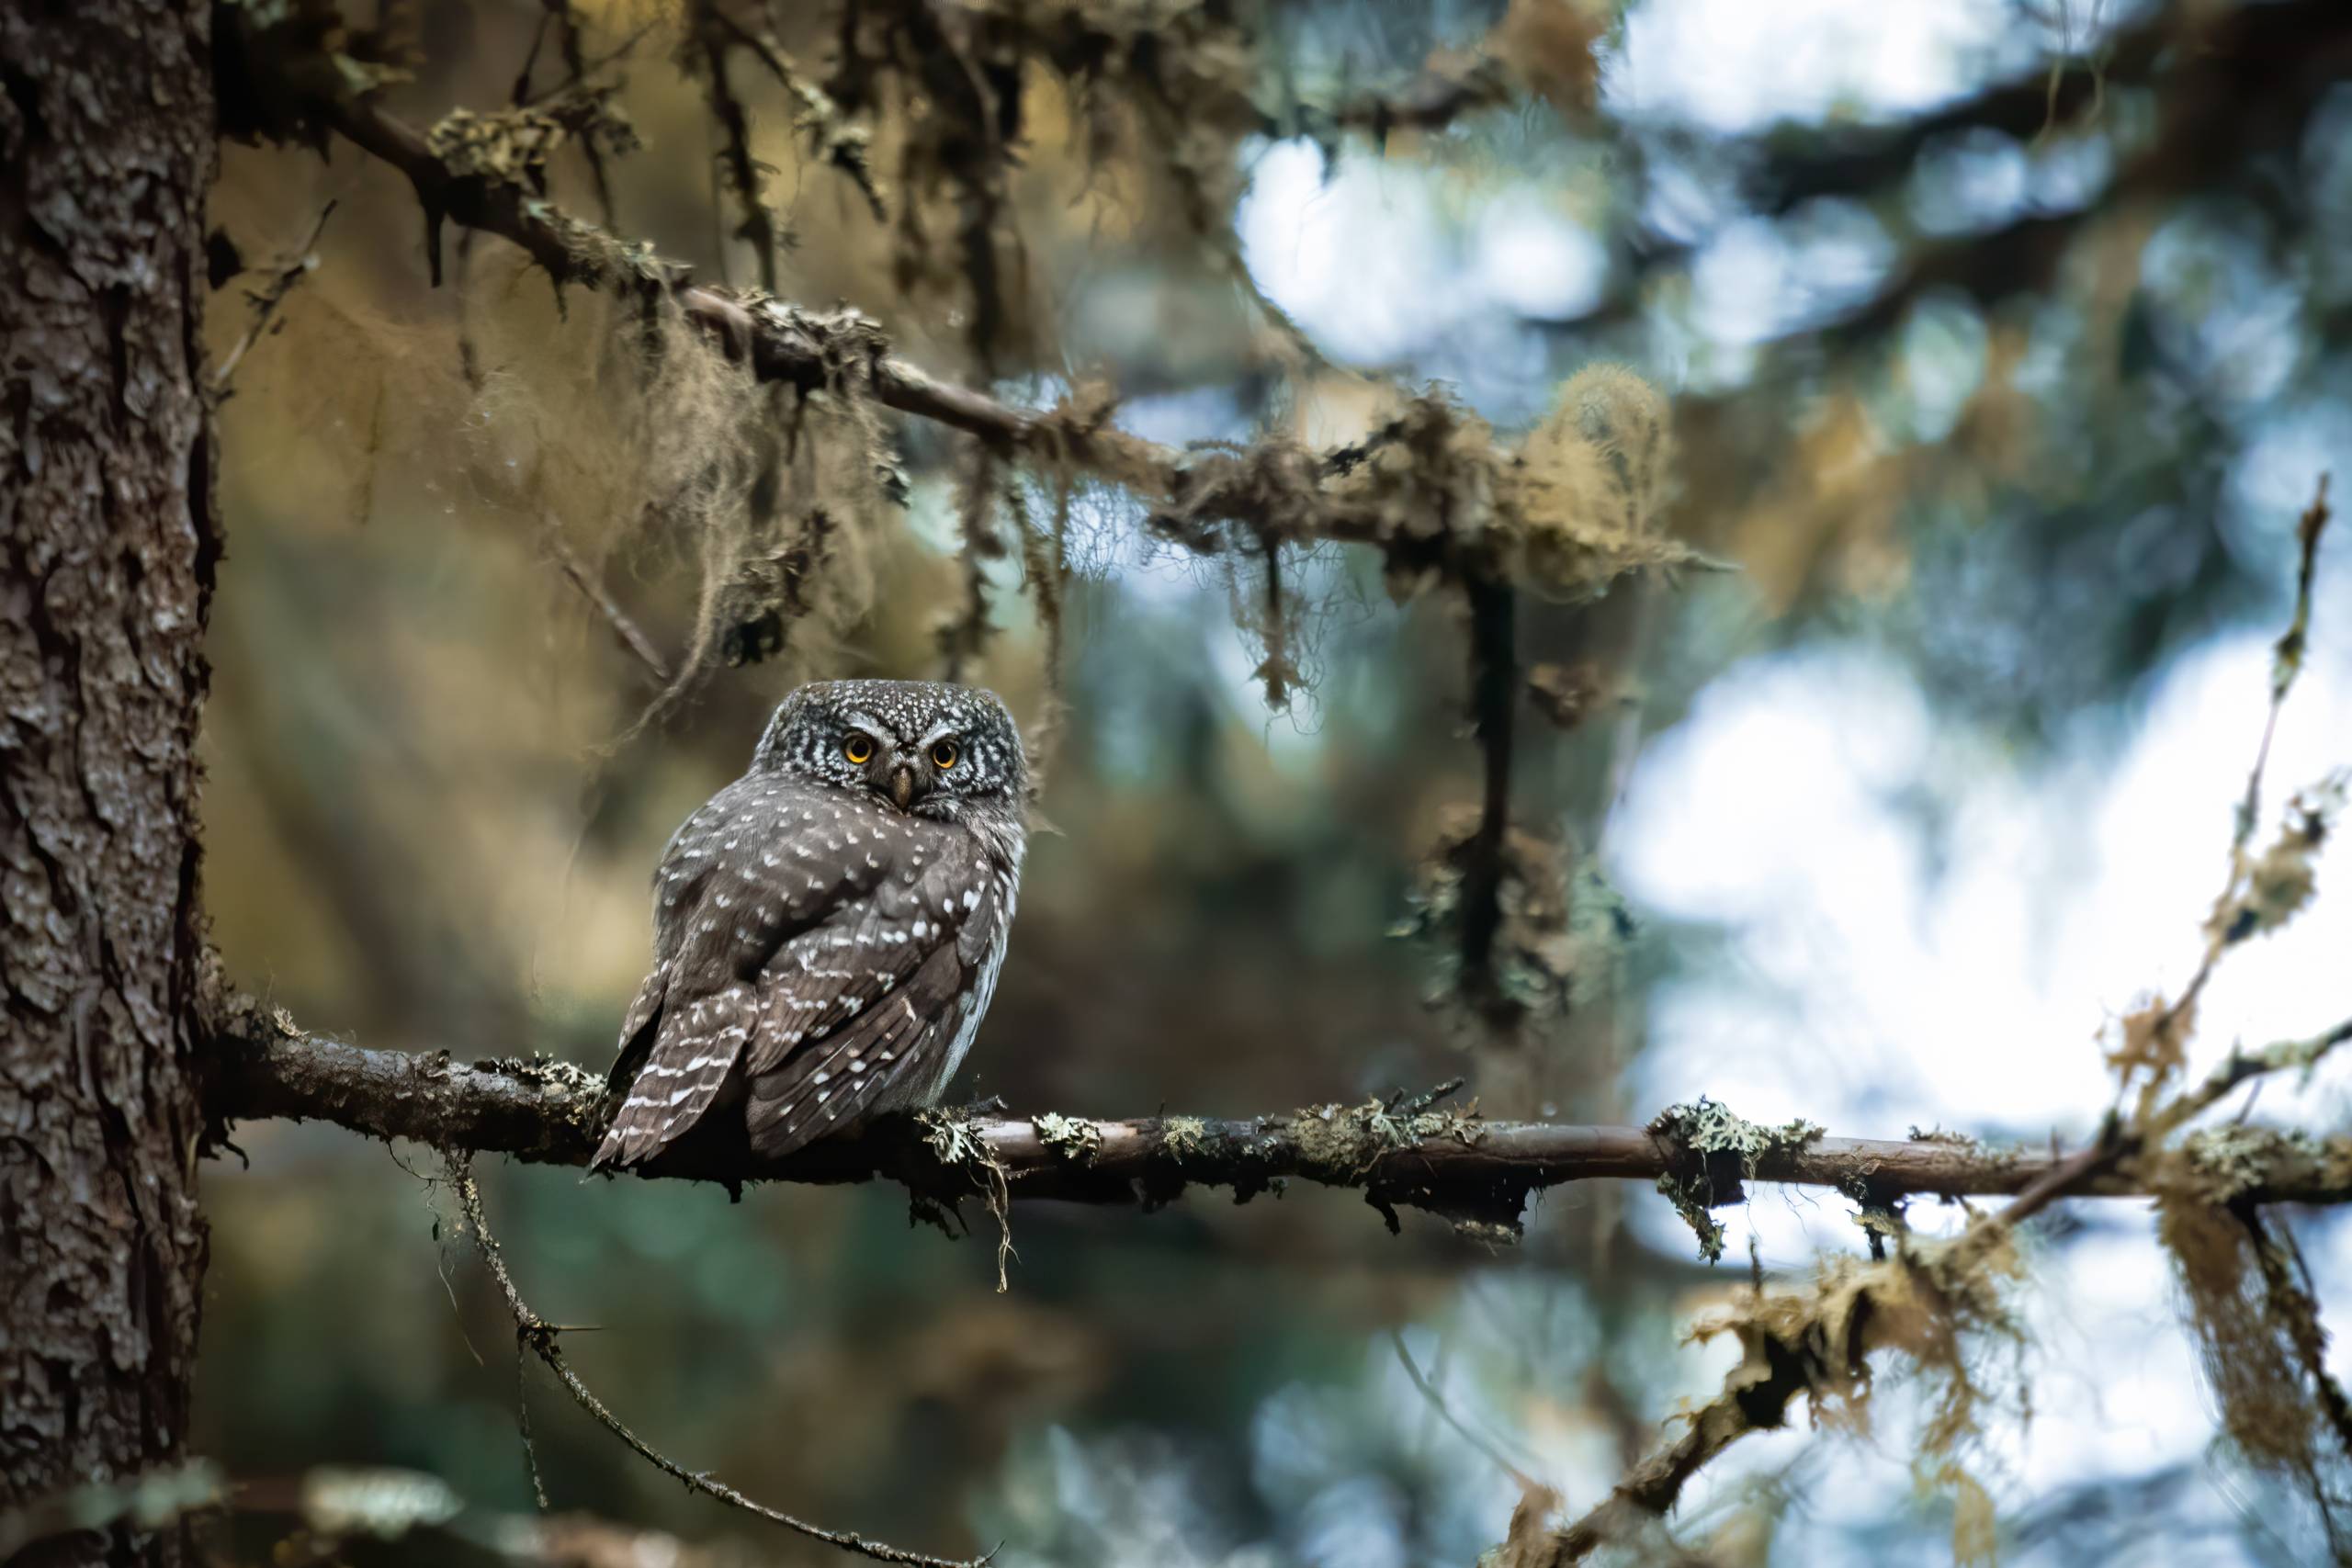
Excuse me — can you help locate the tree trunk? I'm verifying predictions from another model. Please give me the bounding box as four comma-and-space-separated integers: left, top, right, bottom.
0, 4, 218, 1563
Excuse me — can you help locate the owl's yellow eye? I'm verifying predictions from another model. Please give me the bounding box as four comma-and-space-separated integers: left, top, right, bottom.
842, 733, 875, 765
930, 739, 959, 771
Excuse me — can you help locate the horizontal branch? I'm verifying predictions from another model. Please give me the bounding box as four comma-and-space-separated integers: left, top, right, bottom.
201, 1021, 2352, 1236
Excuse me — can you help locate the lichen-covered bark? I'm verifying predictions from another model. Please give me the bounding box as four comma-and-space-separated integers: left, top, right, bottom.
0, 4, 217, 1563
216, 1024, 2343, 1219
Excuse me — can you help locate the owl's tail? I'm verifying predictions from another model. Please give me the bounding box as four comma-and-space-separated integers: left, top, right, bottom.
592, 977, 752, 1168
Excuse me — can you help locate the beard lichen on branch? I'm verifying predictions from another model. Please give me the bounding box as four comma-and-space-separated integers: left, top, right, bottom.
2152, 1111, 2352, 1538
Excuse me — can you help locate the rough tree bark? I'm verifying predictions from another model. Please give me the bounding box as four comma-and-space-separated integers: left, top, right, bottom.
0, 5, 218, 1564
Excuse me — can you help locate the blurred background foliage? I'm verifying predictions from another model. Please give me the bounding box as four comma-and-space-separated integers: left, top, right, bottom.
194, 0, 2352, 1562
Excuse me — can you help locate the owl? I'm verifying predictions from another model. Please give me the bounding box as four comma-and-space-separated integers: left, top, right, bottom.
593, 680, 1028, 1168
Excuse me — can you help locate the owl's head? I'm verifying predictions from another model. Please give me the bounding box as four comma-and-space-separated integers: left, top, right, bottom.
753, 679, 1027, 819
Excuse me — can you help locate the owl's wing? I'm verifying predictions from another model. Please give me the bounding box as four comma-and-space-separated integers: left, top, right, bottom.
594, 778, 897, 1168
599, 967, 668, 1100
744, 939, 966, 1156
737, 820, 996, 1072
739, 833, 1007, 1157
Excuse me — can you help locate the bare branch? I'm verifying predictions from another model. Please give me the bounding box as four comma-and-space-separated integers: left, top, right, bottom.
1819, 1, 2352, 351
1389, 1330, 1543, 1491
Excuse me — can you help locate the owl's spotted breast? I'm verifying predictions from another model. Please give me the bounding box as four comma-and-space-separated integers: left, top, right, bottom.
594, 682, 1026, 1169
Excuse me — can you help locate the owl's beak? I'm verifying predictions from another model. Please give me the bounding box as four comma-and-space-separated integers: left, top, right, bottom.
889, 762, 917, 811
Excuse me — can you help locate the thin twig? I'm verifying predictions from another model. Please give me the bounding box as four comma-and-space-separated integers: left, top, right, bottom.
2100, 475, 2340, 1168
940, 442, 999, 682
541, 518, 673, 682
1009, 472, 1070, 783
2230, 471, 2331, 861
2157, 1016, 2352, 1135
1541, 1366, 1775, 1563
210, 200, 336, 392
451, 1155, 994, 1568
516, 1345, 550, 1511
2143, 473, 2333, 1053
720, 2, 890, 222
1389, 1330, 1543, 1491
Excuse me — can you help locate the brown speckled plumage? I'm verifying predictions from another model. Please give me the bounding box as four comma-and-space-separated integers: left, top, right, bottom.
594, 682, 1027, 1168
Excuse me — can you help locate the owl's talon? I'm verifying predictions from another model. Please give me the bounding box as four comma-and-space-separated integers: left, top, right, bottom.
959, 1092, 1011, 1117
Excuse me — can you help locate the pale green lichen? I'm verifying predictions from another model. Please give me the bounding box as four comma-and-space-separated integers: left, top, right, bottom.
1285, 1091, 1483, 1180
915, 1106, 989, 1169
1034, 1111, 1104, 1164
1161, 1116, 1208, 1158
1649, 1097, 1826, 1263
2174, 1123, 2320, 1202
300, 1467, 463, 1540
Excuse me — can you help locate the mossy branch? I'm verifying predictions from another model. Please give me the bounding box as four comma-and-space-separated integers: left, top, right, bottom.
218, 11, 1713, 604
202, 1013, 2352, 1231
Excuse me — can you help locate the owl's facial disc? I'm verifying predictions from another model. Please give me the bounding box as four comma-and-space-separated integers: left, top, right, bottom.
754, 679, 1024, 818
840, 710, 947, 813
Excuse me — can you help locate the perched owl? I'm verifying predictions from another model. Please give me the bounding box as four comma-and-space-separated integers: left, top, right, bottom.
593, 680, 1027, 1168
